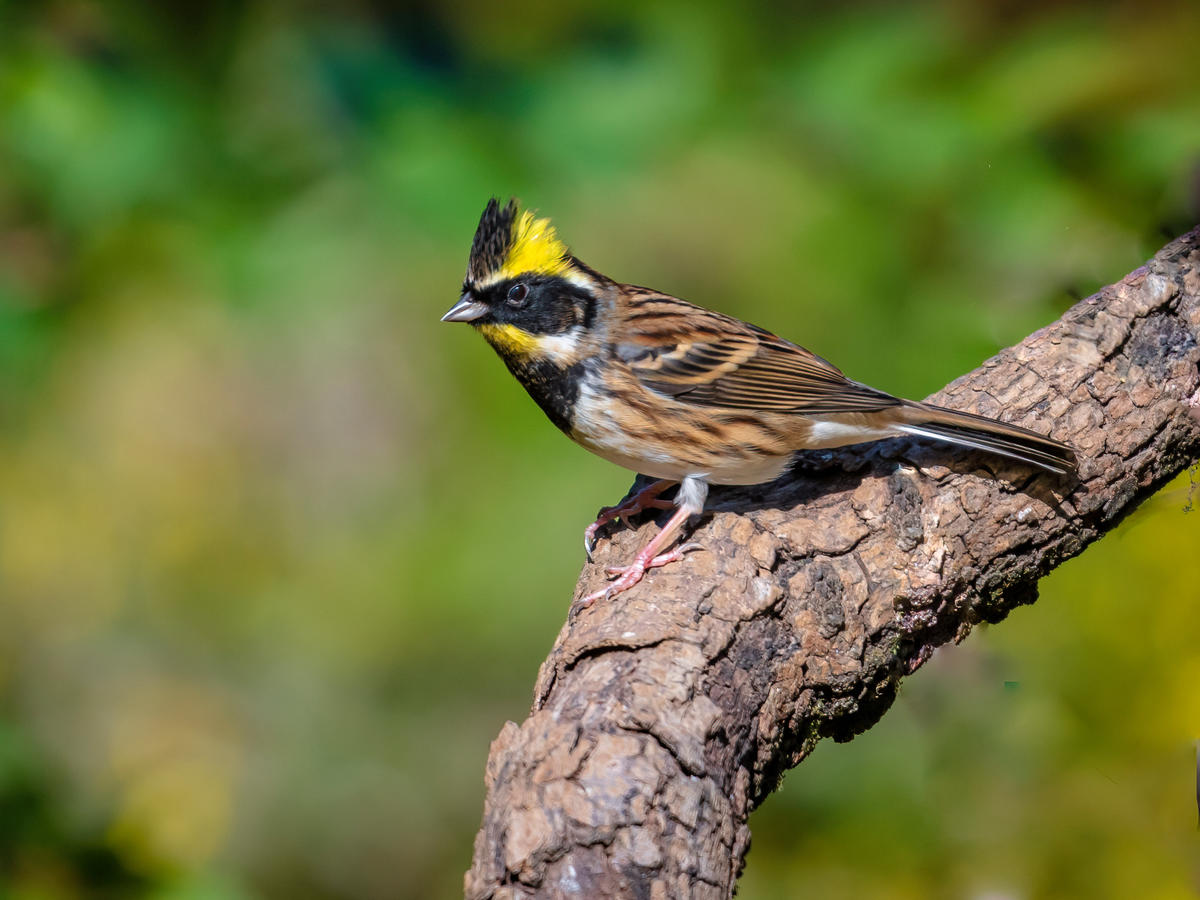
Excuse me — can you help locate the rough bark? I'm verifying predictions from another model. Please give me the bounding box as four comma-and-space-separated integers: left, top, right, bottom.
464, 229, 1200, 899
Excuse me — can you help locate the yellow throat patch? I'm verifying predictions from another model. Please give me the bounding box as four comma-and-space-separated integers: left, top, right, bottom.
478, 322, 539, 359
494, 210, 571, 283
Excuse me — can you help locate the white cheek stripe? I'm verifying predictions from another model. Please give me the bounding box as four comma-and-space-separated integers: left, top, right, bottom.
538, 329, 583, 364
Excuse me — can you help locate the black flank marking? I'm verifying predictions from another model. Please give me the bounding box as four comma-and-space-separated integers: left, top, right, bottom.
737, 442, 776, 458
693, 419, 727, 436
724, 414, 769, 428
727, 415, 786, 442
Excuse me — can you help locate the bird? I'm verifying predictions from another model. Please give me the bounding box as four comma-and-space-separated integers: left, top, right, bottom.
442, 199, 1076, 607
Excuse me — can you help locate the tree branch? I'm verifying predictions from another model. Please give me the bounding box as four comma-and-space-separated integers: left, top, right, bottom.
464, 229, 1200, 899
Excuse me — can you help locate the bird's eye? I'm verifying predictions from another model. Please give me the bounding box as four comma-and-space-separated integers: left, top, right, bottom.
507, 283, 529, 307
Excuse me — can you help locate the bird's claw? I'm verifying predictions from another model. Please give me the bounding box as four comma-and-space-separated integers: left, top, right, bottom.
576, 541, 703, 609
603, 542, 702, 578
581, 486, 673, 560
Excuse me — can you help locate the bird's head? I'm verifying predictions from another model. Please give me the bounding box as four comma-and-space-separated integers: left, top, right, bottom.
441, 199, 605, 364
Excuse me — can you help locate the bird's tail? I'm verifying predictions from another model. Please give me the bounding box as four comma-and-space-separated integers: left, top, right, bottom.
892, 401, 1076, 475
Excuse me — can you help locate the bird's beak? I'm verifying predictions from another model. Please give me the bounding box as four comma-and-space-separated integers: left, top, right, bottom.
441, 293, 488, 323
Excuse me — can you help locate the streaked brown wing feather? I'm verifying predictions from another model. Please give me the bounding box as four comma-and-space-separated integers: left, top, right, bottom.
615, 291, 901, 415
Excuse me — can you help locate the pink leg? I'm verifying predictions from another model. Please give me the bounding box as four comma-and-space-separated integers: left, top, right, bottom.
577, 478, 707, 608
583, 479, 676, 558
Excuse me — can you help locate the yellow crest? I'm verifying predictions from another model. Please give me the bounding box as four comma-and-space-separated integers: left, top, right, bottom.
467, 199, 575, 287
498, 210, 570, 282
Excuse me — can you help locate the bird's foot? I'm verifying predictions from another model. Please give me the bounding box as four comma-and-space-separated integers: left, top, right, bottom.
583, 479, 675, 559
576, 542, 702, 609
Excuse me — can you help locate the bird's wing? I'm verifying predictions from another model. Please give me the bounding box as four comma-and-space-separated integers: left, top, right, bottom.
614, 291, 901, 414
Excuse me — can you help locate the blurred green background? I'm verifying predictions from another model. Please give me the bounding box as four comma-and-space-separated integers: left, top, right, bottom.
1, 1, 1198, 898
